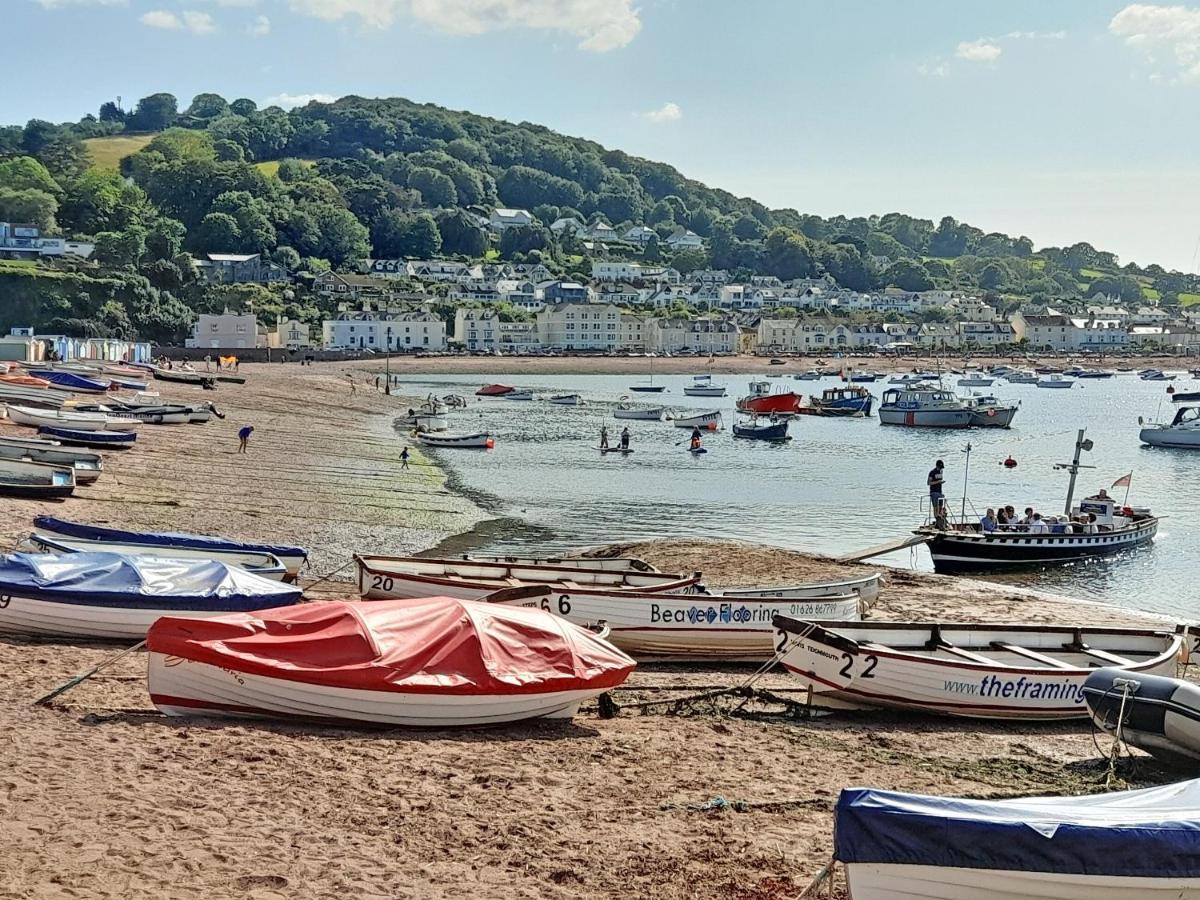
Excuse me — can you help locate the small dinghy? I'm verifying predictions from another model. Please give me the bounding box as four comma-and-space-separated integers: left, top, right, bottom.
0, 385, 66, 409
37, 426, 137, 448
0, 552, 302, 640
673, 410, 721, 430
721, 571, 882, 605
504, 391, 535, 401
549, 394, 583, 406
32, 516, 309, 580
614, 404, 664, 421
1085, 667, 1200, 767
7, 405, 139, 432
147, 596, 636, 727
0, 459, 75, 498
476, 383, 514, 397
0, 444, 102, 484
599, 446, 634, 455
833, 780, 1200, 899
732, 419, 790, 441
152, 369, 212, 386
773, 616, 1190, 719
416, 431, 493, 449
467, 555, 659, 573
356, 555, 697, 602
26, 533, 288, 582
73, 404, 191, 425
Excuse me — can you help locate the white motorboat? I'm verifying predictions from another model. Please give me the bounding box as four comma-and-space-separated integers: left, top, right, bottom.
5, 404, 139, 432
959, 394, 1019, 428
24, 533, 289, 581
682, 384, 727, 397
147, 596, 636, 726
834, 780, 1200, 899
548, 394, 583, 406
0, 444, 102, 484
1141, 404, 1200, 449
1037, 374, 1075, 389
355, 555, 699, 602
719, 571, 882, 605
794, 370, 823, 381
672, 410, 722, 430
956, 375, 994, 387
405, 413, 449, 431
1004, 369, 1039, 384
878, 386, 972, 428
614, 404, 664, 421
773, 616, 1189, 719
504, 391, 535, 401
415, 431, 493, 449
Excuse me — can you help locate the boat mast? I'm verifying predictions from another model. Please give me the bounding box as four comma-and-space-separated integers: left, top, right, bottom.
960, 441, 972, 519
1057, 428, 1095, 515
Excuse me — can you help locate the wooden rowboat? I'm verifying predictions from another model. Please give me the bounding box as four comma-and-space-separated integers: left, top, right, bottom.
25, 533, 288, 581
0, 459, 75, 498
416, 431, 493, 448
467, 555, 659, 573
721, 572, 883, 605
0, 444, 102, 484
36, 426, 137, 448
6, 405, 139, 432
773, 616, 1192, 720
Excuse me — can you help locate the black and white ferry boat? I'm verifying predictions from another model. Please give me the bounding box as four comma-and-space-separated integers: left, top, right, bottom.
915, 430, 1159, 573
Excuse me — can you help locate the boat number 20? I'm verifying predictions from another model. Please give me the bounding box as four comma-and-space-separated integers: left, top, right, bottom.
370, 575, 394, 593
839, 652, 877, 679
540, 594, 572, 615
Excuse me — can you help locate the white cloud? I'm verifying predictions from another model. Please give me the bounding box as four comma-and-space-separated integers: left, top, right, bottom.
141, 9, 182, 28
917, 61, 948, 78
182, 10, 217, 33
637, 101, 682, 123
261, 92, 337, 109
248, 13, 271, 35
1110, 4, 1200, 80
1005, 30, 1067, 40
955, 39, 1002, 62
35, 0, 126, 7
287, 0, 641, 50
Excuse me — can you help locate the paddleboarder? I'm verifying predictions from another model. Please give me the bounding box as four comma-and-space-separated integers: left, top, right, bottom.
620, 427, 630, 450
600, 425, 609, 450
690, 426, 702, 451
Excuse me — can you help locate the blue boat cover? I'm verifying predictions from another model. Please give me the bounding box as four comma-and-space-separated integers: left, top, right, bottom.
37, 427, 136, 443
29, 370, 110, 390
34, 516, 308, 561
836, 782, 1200, 877
0, 552, 302, 610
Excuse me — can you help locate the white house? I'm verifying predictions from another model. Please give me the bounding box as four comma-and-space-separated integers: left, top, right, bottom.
489, 208, 534, 231
323, 309, 446, 351
267, 319, 313, 350
549, 217, 585, 235
537, 303, 623, 351
666, 229, 703, 251
454, 308, 500, 351
588, 221, 619, 243
624, 225, 656, 245
187, 312, 260, 349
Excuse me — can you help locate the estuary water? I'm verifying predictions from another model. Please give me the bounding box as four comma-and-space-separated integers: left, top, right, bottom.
394, 370, 1197, 619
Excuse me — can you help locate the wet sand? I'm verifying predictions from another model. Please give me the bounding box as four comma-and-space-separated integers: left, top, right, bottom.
0, 362, 1184, 899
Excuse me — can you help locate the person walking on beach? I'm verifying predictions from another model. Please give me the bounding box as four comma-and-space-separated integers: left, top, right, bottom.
400, 446, 410, 470
347, 373, 356, 395
600, 425, 609, 450
237, 425, 254, 454
927, 459, 946, 514
620, 426, 630, 450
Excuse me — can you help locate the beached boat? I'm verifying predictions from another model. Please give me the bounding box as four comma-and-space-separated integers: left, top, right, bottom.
878, 386, 972, 428
0, 444, 101, 484
491, 585, 862, 660
0, 374, 51, 388
0, 552, 302, 640
614, 404, 664, 421
0, 384, 66, 408
833, 780, 1200, 899
773, 615, 1189, 719
36, 426, 137, 448
72, 403, 191, 425
732, 419, 790, 442
32, 516, 309, 579
960, 394, 1019, 428
1085, 667, 1200, 766
798, 386, 874, 417
1037, 374, 1076, 389
468, 555, 659, 573
152, 369, 213, 386
6, 405, 139, 432
548, 394, 583, 406
25, 533, 288, 581
0, 434, 68, 452
147, 596, 636, 726
214, 373, 246, 385
356, 555, 699, 602
672, 410, 722, 430
0, 459, 75, 498
404, 413, 449, 431
476, 383, 514, 397
27, 369, 110, 393
720, 571, 883, 605
415, 431, 493, 449
1141, 404, 1200, 449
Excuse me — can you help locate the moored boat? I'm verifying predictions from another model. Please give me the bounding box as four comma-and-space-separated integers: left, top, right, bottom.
798, 386, 874, 417
1037, 374, 1075, 389
1141, 404, 1200, 449
732, 419, 790, 441
614, 404, 664, 421
476, 383, 514, 397
415, 431, 494, 449
147, 596, 636, 726
672, 410, 721, 430
832, 780, 1200, 899
548, 394, 583, 406
32, 516, 309, 579
0, 552, 302, 640
773, 615, 1190, 719
878, 386, 972, 428
960, 394, 1019, 428
956, 374, 994, 387
736, 382, 802, 415
0, 459, 75, 498
504, 391, 535, 401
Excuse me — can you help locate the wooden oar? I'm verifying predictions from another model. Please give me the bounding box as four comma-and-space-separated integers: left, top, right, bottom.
34, 639, 146, 707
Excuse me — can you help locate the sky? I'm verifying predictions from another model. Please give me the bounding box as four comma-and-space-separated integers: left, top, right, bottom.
7, 0, 1200, 271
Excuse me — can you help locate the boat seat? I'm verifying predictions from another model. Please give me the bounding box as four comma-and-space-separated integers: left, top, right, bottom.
1071, 645, 1136, 667
504, 577, 523, 587
935, 642, 1000, 666
559, 580, 582, 589
989, 642, 1074, 669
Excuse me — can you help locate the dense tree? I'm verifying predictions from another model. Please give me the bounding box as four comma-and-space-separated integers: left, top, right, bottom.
230, 98, 258, 117
128, 93, 178, 131
761, 228, 815, 280
881, 259, 934, 292
372, 210, 441, 258
93, 228, 146, 268
191, 212, 242, 253
99, 101, 126, 124
185, 93, 231, 120
435, 209, 489, 257
499, 224, 551, 259
978, 262, 1010, 291
1088, 274, 1144, 302
0, 188, 58, 231
407, 166, 457, 207
670, 247, 709, 274
498, 165, 584, 210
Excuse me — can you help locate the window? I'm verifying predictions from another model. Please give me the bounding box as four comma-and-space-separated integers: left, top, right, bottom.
210, 324, 219, 333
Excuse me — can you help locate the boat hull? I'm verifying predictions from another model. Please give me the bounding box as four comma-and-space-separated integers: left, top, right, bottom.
0, 596, 261, 640
37, 426, 136, 448
148, 654, 604, 726
720, 572, 882, 605
879, 408, 973, 428
26, 534, 287, 581
921, 520, 1158, 572
614, 407, 663, 420
673, 411, 721, 429
1141, 427, 1200, 449
967, 406, 1018, 428
416, 432, 492, 448
737, 393, 801, 415
732, 422, 789, 441
844, 863, 1200, 899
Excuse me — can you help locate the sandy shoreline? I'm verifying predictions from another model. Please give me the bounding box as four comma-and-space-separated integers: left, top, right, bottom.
0, 361, 1186, 899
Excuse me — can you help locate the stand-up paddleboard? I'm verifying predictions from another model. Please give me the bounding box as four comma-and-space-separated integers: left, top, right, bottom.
689, 447, 707, 455
596, 447, 635, 455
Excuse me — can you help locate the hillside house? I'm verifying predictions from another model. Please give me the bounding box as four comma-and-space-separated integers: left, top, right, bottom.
196, 253, 287, 285
489, 208, 534, 231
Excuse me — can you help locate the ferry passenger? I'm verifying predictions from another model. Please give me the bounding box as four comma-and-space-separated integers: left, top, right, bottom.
1028, 513, 1049, 534
620, 427, 630, 450
1086, 489, 1112, 501
996, 507, 1010, 527
927, 459, 946, 513
980, 509, 997, 532
1018, 506, 1035, 527
1083, 513, 1099, 534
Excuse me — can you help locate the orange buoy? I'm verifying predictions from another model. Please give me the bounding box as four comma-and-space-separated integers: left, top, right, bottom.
485, 438, 495, 449
1003, 456, 1017, 468
706, 421, 718, 431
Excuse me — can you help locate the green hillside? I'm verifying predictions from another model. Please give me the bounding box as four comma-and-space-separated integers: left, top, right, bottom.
83, 134, 155, 171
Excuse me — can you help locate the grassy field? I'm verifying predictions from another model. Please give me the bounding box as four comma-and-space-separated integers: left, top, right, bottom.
82, 134, 155, 172
1181, 292, 1200, 307
255, 160, 281, 177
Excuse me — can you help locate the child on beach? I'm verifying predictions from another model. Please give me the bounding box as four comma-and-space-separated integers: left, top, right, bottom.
237, 425, 254, 453
400, 446, 410, 470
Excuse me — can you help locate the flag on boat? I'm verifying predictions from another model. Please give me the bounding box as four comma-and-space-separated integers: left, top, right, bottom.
1112, 472, 1133, 489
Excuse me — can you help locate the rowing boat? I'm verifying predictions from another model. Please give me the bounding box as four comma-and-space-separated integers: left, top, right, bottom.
25, 533, 288, 581
772, 616, 1190, 719
0, 552, 302, 640
0, 444, 102, 484
416, 431, 493, 448
355, 555, 699, 601
721, 571, 883, 605
614, 404, 664, 421
28, 369, 110, 393
6, 405, 139, 432
467, 555, 660, 573
36, 426, 137, 448
0, 459, 75, 498
147, 596, 636, 727
672, 410, 721, 429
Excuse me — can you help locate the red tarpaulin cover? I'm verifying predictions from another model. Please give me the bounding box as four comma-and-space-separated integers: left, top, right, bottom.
147, 597, 635, 695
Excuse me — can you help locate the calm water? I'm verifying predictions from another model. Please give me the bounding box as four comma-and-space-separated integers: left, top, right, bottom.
393, 371, 1197, 619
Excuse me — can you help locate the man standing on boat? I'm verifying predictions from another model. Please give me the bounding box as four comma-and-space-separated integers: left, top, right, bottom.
600, 425, 610, 450
927, 459, 946, 515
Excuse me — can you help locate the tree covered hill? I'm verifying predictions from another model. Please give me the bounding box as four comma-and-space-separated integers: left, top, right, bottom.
1, 90, 1198, 341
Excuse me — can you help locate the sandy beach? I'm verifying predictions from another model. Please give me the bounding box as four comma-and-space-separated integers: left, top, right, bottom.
0, 361, 1186, 899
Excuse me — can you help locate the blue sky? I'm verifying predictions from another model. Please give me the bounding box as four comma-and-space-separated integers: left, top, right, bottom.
8, 0, 1200, 270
